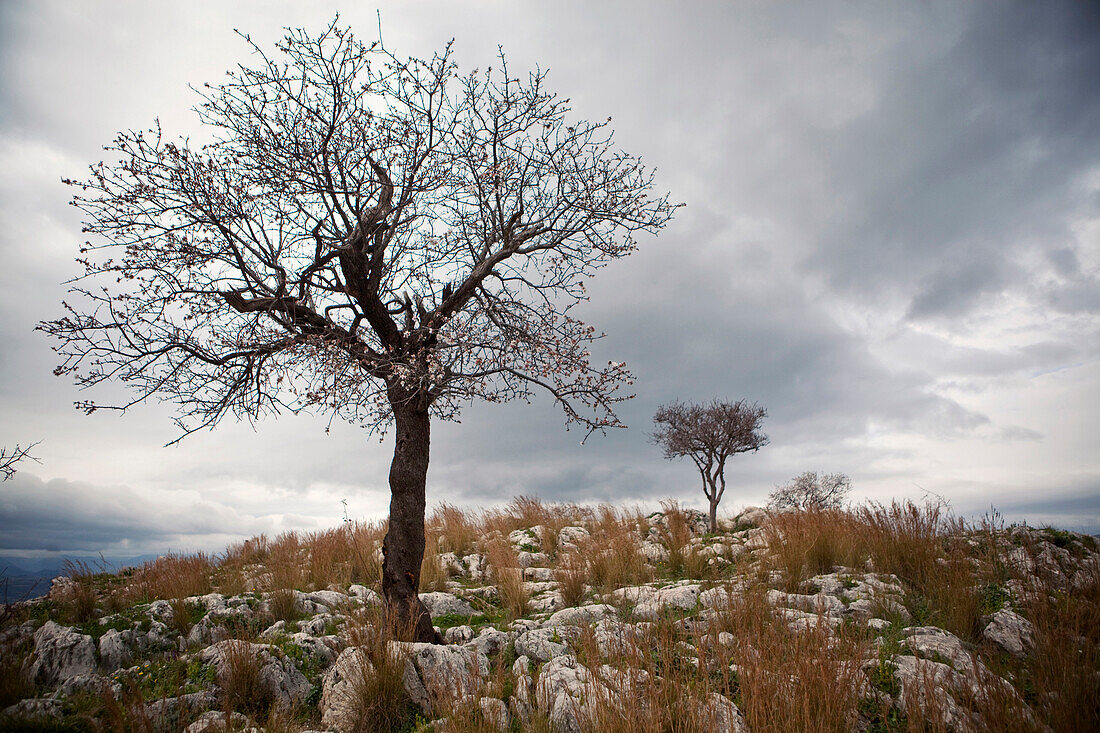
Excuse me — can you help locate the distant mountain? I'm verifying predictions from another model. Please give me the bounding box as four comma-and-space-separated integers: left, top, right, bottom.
0, 554, 161, 603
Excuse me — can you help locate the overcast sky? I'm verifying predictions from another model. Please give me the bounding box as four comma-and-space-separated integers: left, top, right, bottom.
1, 0, 1098, 559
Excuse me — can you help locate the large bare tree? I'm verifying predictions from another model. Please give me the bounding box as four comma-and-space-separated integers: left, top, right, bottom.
41, 20, 677, 641
652, 399, 768, 532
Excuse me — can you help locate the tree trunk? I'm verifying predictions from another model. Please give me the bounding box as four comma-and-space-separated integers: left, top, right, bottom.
708, 495, 719, 534
381, 396, 439, 643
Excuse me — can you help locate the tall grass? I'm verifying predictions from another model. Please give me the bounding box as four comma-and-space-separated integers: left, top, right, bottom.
484, 536, 529, 619
430, 503, 479, 556
711, 583, 869, 732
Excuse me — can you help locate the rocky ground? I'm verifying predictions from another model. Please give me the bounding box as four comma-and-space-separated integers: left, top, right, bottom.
1, 500, 1097, 732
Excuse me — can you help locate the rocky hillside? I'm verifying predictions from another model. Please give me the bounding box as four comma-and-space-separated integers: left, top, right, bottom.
1, 499, 1097, 732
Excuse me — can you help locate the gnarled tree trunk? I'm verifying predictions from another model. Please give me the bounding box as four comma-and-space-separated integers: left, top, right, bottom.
381, 394, 439, 643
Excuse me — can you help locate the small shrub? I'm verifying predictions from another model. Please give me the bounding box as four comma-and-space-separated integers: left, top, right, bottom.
768, 471, 852, 511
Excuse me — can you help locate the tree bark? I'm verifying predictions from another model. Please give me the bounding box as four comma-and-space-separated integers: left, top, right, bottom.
381, 395, 440, 643
708, 495, 719, 534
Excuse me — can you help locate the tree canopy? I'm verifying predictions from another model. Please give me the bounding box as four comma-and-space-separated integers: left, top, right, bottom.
652, 399, 768, 531
44, 20, 678, 441
41, 19, 678, 640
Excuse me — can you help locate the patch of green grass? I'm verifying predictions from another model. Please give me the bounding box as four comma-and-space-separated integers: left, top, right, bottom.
841, 577, 858, 590
76, 615, 131, 640
109, 658, 215, 700
978, 582, 1012, 615
270, 638, 327, 683
905, 594, 933, 626
859, 696, 907, 733
867, 658, 900, 697
1040, 527, 1075, 550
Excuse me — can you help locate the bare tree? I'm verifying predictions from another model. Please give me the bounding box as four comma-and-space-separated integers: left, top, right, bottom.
768, 471, 851, 511
0, 442, 40, 481
652, 400, 768, 532
40, 20, 678, 641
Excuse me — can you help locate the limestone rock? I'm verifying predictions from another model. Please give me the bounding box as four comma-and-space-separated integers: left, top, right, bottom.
465, 626, 511, 658
515, 627, 572, 662
690, 692, 748, 733
632, 584, 701, 620
419, 591, 475, 617
982, 608, 1033, 658
535, 655, 610, 733
557, 526, 591, 549
29, 621, 96, 686
479, 696, 511, 731
184, 710, 256, 732
524, 566, 555, 582
390, 641, 489, 713
347, 584, 381, 605
544, 603, 617, 628
2, 697, 64, 723
198, 640, 310, 712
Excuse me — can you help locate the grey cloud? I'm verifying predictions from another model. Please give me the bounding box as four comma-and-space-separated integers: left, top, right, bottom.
0, 472, 268, 554
802, 2, 1100, 317
906, 258, 1008, 321
0, 0, 1097, 554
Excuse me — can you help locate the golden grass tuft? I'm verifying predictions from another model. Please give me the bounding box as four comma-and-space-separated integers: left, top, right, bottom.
483, 536, 529, 619
711, 583, 869, 732
218, 640, 273, 719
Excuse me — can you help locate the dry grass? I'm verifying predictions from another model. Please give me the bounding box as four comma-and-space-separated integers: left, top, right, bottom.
482, 495, 585, 554
125, 553, 215, 603
305, 526, 353, 589
711, 583, 870, 732
419, 536, 449, 593
167, 597, 198, 638
763, 508, 863, 589
563, 608, 742, 732
431, 502, 480, 556
762, 501, 992, 639
483, 536, 529, 619
554, 549, 589, 607
218, 640, 273, 719
1011, 539, 1100, 731
60, 559, 99, 623
337, 607, 423, 731
0, 639, 33, 710
655, 500, 695, 577
268, 587, 300, 624
582, 523, 653, 592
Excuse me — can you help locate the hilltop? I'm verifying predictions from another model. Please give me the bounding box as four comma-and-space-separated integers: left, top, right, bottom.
1, 498, 1097, 732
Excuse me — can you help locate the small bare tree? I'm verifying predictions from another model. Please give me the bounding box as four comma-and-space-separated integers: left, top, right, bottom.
40, 19, 678, 641
0, 442, 40, 481
652, 399, 768, 532
768, 471, 851, 511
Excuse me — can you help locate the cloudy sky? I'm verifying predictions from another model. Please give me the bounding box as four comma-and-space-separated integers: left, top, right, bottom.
1, 0, 1098, 560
